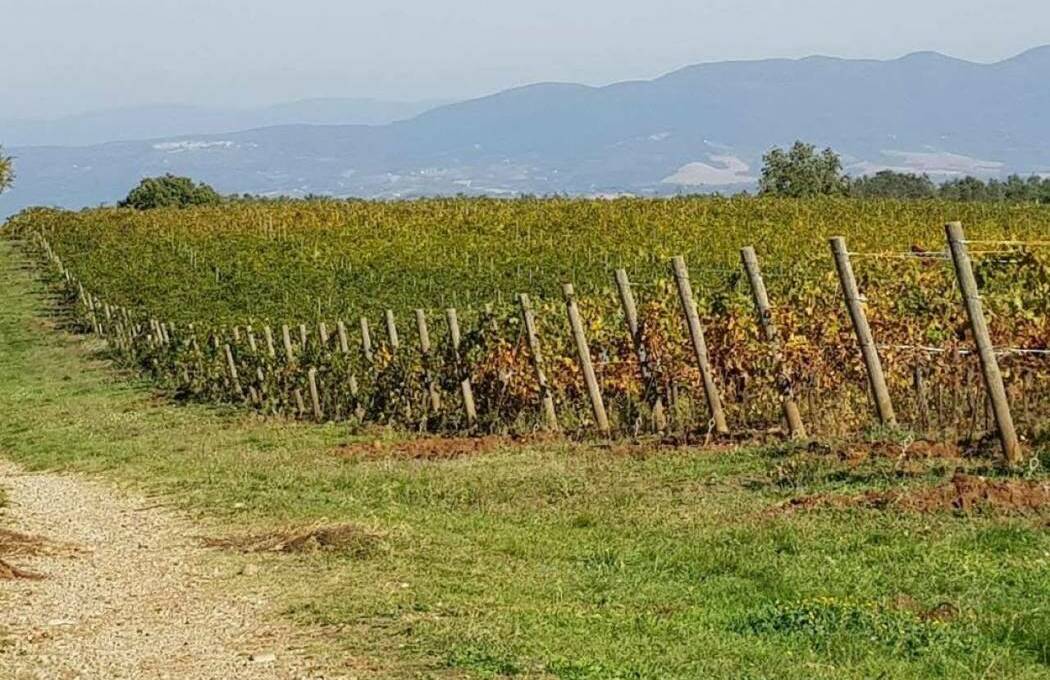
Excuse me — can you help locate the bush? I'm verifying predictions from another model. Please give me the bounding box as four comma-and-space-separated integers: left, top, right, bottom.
118, 174, 221, 210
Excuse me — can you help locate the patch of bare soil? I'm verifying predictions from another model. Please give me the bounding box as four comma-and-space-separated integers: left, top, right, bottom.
0, 459, 328, 678
0, 528, 55, 557
335, 434, 518, 460
0, 529, 57, 580
828, 440, 962, 467
775, 473, 1050, 517
0, 558, 43, 581
204, 523, 381, 557
891, 594, 961, 623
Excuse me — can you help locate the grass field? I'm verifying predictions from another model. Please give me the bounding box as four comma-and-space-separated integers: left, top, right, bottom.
3, 240, 1050, 678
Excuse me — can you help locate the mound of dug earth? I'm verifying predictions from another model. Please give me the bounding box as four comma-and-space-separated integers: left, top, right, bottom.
778, 473, 1050, 516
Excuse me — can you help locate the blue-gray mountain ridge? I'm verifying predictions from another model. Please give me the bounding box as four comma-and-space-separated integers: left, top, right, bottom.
2, 46, 1048, 217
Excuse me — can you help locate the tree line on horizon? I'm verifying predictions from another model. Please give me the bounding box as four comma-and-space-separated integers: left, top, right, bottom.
2, 141, 1049, 208
757, 141, 1050, 203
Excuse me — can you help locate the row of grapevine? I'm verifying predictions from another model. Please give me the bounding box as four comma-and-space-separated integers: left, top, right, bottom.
23, 217, 1048, 463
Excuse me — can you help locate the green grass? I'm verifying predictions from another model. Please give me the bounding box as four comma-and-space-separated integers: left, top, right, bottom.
1, 238, 1049, 678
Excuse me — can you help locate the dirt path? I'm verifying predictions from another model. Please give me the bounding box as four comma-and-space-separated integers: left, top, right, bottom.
0, 459, 332, 679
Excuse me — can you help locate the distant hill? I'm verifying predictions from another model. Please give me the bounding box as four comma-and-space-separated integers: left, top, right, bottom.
2, 47, 1049, 216
0, 98, 447, 147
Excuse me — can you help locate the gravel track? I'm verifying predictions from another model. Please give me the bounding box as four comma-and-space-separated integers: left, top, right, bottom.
0, 459, 332, 679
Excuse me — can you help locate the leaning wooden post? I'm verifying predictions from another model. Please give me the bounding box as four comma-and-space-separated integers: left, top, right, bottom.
318, 322, 330, 348
281, 324, 295, 361
740, 247, 806, 439
337, 321, 350, 354
614, 268, 666, 431
563, 284, 610, 436
307, 367, 324, 422
446, 308, 478, 428
829, 237, 897, 427
385, 310, 400, 350
415, 309, 442, 415
945, 222, 1022, 465
518, 294, 559, 431
298, 323, 309, 352
224, 344, 244, 399
671, 256, 729, 435
360, 317, 374, 363
263, 325, 277, 359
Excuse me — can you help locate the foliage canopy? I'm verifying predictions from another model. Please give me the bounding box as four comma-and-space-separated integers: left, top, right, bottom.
119, 174, 221, 210
758, 142, 849, 198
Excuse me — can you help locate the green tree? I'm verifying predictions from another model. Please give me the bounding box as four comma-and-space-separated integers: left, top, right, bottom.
119, 174, 221, 210
0, 146, 13, 194
758, 141, 848, 198
850, 170, 936, 199
937, 176, 992, 202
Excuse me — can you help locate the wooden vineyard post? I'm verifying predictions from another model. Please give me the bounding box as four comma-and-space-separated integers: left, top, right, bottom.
281, 324, 295, 361
337, 321, 350, 354
308, 368, 324, 422
829, 237, 897, 427
415, 309, 442, 415
671, 256, 729, 435
563, 284, 610, 436
518, 294, 559, 431
246, 326, 258, 353
614, 268, 666, 431
224, 344, 244, 399
279, 324, 297, 416
384, 310, 411, 419
385, 310, 400, 350
360, 317, 374, 363
336, 320, 361, 417
945, 222, 1022, 465
294, 389, 306, 418
87, 295, 100, 335
298, 324, 308, 352
318, 322, 330, 348
263, 326, 277, 359
446, 308, 478, 428
740, 247, 806, 439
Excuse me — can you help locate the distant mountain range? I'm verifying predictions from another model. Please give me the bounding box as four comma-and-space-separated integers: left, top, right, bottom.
0, 98, 448, 148
2, 46, 1049, 217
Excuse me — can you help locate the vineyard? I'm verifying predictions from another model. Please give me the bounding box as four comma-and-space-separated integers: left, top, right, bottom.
4, 197, 1049, 453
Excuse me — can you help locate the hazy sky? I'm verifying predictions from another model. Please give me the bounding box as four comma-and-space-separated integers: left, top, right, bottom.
2, 0, 1048, 119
